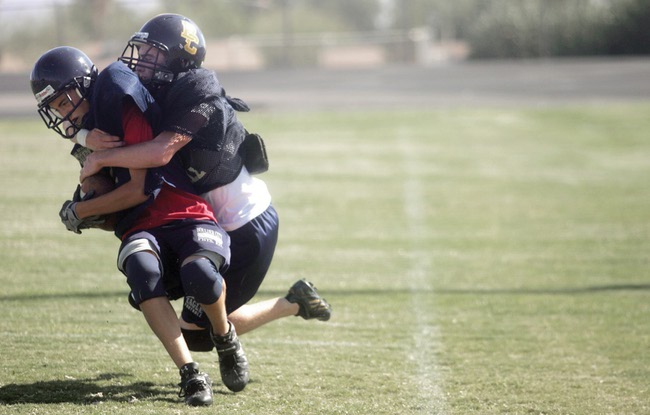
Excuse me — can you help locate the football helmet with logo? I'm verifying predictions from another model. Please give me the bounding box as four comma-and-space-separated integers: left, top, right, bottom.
120, 13, 206, 87
30, 46, 97, 139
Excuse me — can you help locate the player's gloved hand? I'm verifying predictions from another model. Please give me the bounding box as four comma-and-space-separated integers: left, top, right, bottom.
59, 200, 84, 234
59, 200, 105, 234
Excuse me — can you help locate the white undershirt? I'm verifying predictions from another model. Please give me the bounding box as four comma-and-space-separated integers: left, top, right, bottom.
201, 166, 272, 232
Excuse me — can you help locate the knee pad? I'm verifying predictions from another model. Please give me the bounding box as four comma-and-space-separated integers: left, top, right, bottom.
180, 257, 224, 305
182, 327, 215, 352
124, 251, 166, 306
127, 291, 141, 311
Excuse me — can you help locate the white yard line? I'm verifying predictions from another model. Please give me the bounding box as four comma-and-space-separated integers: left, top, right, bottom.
400, 131, 449, 414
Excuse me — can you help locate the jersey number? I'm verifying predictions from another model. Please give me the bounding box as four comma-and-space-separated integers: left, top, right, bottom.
181, 21, 199, 55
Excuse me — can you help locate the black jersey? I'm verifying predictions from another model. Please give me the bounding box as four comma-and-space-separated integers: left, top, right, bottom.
157, 68, 250, 195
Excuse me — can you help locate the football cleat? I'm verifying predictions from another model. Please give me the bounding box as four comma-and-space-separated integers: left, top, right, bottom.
178, 362, 213, 406
285, 279, 332, 321
211, 322, 249, 392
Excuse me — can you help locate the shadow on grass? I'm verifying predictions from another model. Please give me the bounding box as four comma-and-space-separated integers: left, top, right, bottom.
0, 291, 127, 302
2, 284, 648, 304
0, 373, 176, 405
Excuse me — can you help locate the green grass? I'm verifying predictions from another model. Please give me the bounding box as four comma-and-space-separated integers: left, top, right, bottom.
1, 105, 649, 414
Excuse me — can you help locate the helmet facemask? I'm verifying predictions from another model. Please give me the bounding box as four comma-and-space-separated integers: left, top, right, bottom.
120, 41, 174, 88
35, 79, 91, 139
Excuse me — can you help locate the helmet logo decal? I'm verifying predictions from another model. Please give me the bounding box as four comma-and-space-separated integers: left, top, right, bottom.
180, 21, 199, 55
35, 85, 56, 105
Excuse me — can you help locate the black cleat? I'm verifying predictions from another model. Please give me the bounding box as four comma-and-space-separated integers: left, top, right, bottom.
285, 279, 332, 321
211, 322, 249, 392
178, 362, 213, 406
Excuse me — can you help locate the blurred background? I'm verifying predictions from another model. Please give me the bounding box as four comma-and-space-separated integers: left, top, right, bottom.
2, 0, 650, 115
3, 0, 650, 71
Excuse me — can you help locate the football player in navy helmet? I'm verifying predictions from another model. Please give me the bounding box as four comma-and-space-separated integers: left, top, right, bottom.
31, 46, 249, 404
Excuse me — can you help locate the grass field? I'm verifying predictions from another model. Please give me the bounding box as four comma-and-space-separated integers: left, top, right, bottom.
1, 105, 649, 414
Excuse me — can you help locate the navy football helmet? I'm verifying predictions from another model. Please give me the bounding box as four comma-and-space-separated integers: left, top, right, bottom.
30, 46, 97, 138
120, 13, 206, 87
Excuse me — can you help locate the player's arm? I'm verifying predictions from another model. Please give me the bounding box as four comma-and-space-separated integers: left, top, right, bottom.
72, 169, 147, 218
69, 101, 157, 218
80, 99, 212, 181
80, 130, 191, 181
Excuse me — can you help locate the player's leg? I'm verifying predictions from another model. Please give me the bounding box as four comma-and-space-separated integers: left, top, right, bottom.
179, 205, 331, 342
222, 204, 280, 313
229, 278, 332, 335
175, 221, 249, 392
228, 296, 298, 335
122, 249, 190, 366
180, 253, 249, 393
179, 254, 229, 335
118, 234, 212, 406
177, 204, 279, 347
228, 205, 331, 327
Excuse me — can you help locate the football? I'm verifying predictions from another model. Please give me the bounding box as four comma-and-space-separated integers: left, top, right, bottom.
80, 172, 119, 231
